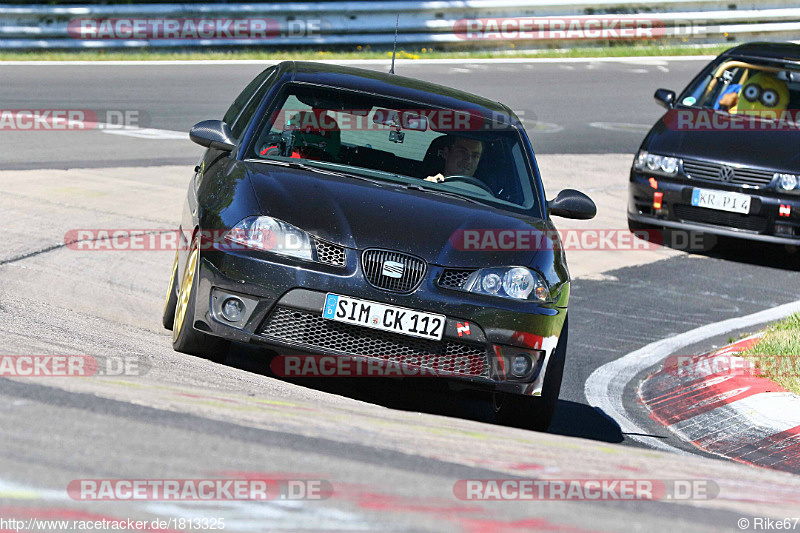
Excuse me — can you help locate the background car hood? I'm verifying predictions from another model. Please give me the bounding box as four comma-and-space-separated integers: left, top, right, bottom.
645, 115, 800, 172
245, 162, 549, 267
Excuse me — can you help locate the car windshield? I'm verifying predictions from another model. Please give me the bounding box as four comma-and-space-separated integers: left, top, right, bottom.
678, 58, 800, 119
247, 83, 540, 212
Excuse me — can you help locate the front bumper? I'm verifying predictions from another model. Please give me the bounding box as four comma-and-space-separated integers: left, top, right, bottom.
628, 170, 800, 245
190, 245, 567, 396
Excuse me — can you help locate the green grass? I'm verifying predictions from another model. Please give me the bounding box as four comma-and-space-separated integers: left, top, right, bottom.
741, 313, 800, 394
0, 43, 733, 62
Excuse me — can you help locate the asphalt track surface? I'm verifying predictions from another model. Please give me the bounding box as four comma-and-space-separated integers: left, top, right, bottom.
1, 58, 708, 168
2, 59, 800, 532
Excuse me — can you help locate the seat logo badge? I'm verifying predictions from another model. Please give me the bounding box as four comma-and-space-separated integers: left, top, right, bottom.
718, 166, 735, 182
457, 322, 471, 337
381, 260, 404, 278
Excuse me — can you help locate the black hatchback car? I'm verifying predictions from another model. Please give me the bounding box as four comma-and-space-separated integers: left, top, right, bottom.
628, 42, 800, 244
162, 62, 596, 431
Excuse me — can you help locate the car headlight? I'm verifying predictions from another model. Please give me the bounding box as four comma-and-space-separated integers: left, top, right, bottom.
634, 151, 679, 177
776, 173, 799, 193
224, 216, 313, 260
462, 267, 551, 302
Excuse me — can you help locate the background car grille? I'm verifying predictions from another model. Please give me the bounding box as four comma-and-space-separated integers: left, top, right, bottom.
313, 239, 346, 267
361, 249, 426, 293
682, 159, 775, 188
438, 269, 476, 290
673, 204, 768, 232
260, 307, 489, 377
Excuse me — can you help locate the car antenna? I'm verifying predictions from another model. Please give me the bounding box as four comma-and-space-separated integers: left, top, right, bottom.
389, 14, 399, 74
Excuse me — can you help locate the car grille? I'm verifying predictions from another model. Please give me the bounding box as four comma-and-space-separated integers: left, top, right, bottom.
438, 269, 476, 290
682, 159, 775, 188
673, 204, 768, 233
259, 306, 489, 377
361, 249, 426, 293
313, 239, 346, 267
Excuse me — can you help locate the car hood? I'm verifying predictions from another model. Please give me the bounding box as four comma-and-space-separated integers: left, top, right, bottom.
645, 114, 800, 172
244, 162, 550, 267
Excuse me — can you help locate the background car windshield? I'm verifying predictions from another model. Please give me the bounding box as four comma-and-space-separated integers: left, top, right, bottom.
679, 59, 800, 113
249, 83, 538, 211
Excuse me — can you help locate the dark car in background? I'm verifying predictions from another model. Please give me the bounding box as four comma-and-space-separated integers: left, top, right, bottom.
162, 61, 596, 431
628, 42, 800, 245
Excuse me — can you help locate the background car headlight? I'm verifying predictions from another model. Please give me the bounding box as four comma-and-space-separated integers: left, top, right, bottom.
224, 216, 313, 260
776, 173, 798, 192
634, 150, 679, 177
463, 267, 551, 302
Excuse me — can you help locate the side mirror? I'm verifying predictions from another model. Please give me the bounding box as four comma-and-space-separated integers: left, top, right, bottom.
189, 120, 236, 152
548, 189, 597, 220
654, 89, 676, 109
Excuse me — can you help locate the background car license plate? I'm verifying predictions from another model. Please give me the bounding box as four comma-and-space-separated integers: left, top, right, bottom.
322, 294, 445, 341
691, 188, 751, 214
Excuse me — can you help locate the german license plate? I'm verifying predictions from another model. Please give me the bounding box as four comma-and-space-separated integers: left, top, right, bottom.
322, 293, 445, 341
691, 188, 751, 214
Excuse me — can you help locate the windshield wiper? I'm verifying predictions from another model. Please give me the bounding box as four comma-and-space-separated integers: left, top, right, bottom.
249, 158, 396, 187
403, 183, 483, 205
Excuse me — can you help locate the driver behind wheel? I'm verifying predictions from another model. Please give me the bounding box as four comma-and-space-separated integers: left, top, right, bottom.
425, 136, 484, 183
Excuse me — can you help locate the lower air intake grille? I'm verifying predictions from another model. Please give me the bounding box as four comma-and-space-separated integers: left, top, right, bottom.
313, 239, 346, 267
438, 269, 476, 289
259, 306, 489, 377
673, 204, 768, 233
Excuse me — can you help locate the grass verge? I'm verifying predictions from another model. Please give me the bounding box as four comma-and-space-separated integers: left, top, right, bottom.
0, 43, 733, 62
741, 313, 800, 394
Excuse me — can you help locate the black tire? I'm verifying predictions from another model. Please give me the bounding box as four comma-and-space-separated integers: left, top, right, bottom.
493, 315, 568, 432
162, 250, 179, 330
172, 238, 230, 363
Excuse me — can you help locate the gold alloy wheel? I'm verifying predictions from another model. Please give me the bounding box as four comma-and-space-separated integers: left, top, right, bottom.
163, 250, 179, 316
173, 239, 199, 342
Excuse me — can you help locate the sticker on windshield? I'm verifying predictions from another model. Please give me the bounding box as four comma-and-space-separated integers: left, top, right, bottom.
682, 96, 696, 106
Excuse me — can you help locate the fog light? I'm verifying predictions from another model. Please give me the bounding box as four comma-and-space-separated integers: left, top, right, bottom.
221, 297, 245, 322
511, 354, 533, 378
775, 223, 796, 237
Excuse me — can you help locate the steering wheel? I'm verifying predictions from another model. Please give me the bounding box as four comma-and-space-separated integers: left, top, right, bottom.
260, 131, 296, 157
443, 175, 494, 195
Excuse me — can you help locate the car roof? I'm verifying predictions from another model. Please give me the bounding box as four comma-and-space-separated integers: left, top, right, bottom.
722, 42, 800, 65
269, 61, 518, 124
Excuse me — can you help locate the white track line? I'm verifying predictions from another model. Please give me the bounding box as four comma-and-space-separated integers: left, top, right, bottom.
0, 56, 716, 67
100, 124, 186, 140
584, 299, 800, 454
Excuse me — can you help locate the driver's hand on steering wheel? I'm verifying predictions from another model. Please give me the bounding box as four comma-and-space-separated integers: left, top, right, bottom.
425, 173, 446, 183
